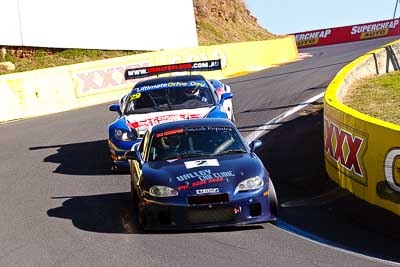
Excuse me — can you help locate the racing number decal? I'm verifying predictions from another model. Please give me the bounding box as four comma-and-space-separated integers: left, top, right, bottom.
130, 93, 141, 101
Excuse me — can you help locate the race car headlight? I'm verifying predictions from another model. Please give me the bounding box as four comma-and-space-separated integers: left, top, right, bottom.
149, 186, 179, 197
114, 128, 137, 141
235, 176, 264, 193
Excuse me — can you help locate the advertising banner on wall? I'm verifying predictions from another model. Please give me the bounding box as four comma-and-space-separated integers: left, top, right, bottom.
0, 36, 298, 122
293, 19, 400, 48
0, 0, 198, 51
324, 40, 400, 216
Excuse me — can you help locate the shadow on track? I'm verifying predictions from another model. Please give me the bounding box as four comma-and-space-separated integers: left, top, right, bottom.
47, 192, 137, 234
257, 106, 400, 262
29, 140, 115, 175
47, 193, 262, 235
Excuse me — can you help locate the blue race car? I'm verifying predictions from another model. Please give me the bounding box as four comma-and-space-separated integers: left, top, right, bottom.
108, 60, 235, 171
124, 118, 278, 230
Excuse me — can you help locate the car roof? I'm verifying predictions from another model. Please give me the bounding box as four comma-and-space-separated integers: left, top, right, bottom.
150, 118, 235, 134
134, 75, 207, 88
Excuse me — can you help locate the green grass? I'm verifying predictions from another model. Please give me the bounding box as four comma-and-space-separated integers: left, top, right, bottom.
343, 71, 400, 125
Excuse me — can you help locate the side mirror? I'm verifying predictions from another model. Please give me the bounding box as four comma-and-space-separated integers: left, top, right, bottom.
218, 92, 233, 105
109, 104, 122, 115
249, 139, 262, 152
124, 150, 143, 168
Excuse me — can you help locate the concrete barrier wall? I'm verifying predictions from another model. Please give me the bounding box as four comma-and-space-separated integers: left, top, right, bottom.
0, 36, 298, 122
324, 39, 400, 215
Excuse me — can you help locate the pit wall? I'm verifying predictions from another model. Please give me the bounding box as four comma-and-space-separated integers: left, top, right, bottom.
0, 36, 298, 122
324, 39, 400, 215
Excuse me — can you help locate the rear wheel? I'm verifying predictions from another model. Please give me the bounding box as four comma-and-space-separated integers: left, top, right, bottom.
111, 162, 119, 173
268, 178, 278, 217
110, 157, 122, 173
111, 158, 129, 174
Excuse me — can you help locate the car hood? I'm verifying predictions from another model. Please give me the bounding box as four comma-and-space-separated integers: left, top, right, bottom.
141, 153, 266, 195
125, 107, 211, 135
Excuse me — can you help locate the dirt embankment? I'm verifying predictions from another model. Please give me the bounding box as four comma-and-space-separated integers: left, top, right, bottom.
194, 0, 275, 45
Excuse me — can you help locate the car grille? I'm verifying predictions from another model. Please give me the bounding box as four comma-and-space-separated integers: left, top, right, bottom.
187, 193, 229, 205
186, 206, 234, 224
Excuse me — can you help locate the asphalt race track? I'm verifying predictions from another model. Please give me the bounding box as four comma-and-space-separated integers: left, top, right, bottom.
1, 36, 400, 266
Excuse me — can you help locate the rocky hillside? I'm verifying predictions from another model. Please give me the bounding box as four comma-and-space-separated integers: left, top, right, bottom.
194, 0, 275, 45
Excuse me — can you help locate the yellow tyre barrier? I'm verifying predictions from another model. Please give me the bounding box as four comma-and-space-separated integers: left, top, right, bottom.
324, 39, 400, 215
0, 36, 298, 122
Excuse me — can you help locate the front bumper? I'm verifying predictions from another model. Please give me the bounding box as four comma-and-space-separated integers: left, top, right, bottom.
140, 194, 276, 230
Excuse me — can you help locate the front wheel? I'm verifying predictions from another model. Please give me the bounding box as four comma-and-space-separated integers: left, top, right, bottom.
131, 183, 145, 232
231, 113, 236, 123
110, 156, 123, 173
111, 162, 120, 173
268, 178, 278, 217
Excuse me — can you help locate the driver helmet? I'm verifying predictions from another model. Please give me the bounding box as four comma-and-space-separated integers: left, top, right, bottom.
160, 135, 181, 150
184, 86, 200, 97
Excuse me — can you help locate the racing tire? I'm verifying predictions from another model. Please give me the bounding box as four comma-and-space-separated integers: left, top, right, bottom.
130, 179, 136, 200
110, 158, 121, 173
111, 163, 120, 173
131, 184, 145, 232
231, 112, 236, 123
137, 204, 145, 232
111, 159, 128, 174
268, 178, 278, 217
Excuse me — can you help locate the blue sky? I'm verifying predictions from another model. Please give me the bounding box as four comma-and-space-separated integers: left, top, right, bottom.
245, 0, 398, 34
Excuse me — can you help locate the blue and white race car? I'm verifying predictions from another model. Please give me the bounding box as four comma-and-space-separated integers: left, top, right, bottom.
108, 60, 235, 171
125, 118, 278, 230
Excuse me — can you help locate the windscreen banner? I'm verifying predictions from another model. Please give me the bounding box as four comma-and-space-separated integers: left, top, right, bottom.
293, 19, 400, 48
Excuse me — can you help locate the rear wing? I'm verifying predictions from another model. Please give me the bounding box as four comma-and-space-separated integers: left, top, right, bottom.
125, 59, 222, 80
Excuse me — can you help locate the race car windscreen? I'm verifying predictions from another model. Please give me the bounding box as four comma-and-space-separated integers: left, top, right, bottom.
148, 126, 247, 161
124, 80, 215, 115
